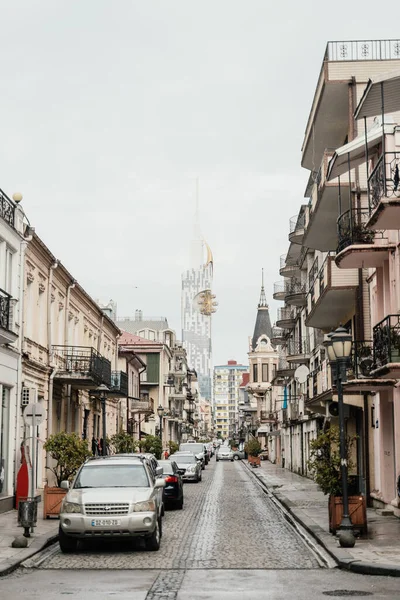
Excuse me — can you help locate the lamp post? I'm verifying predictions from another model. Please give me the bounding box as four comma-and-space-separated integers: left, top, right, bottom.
93, 384, 110, 457
324, 326, 355, 548
157, 405, 164, 444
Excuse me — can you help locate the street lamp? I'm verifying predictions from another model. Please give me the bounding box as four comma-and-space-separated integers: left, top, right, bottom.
157, 405, 164, 443
324, 326, 355, 548
93, 384, 110, 456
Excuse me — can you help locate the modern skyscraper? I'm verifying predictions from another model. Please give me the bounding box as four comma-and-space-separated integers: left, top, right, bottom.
181, 187, 216, 401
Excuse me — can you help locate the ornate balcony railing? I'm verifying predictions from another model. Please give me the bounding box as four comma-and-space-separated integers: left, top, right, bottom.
287, 337, 310, 357
110, 371, 129, 396
0, 189, 15, 229
289, 211, 306, 234
338, 207, 380, 253
53, 345, 111, 386
326, 39, 400, 61
373, 314, 400, 368
308, 257, 319, 289
0, 288, 11, 331
348, 341, 375, 379
276, 307, 296, 323
369, 152, 400, 211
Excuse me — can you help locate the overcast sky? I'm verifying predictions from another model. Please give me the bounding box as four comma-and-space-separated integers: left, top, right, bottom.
1, 2, 397, 365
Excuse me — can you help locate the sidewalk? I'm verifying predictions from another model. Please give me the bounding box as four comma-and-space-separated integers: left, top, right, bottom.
0, 504, 59, 576
247, 460, 400, 577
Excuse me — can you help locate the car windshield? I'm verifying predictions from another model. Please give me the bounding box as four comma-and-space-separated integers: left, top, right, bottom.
219, 447, 230, 452
158, 460, 174, 474
74, 464, 150, 488
175, 455, 196, 464
180, 444, 203, 454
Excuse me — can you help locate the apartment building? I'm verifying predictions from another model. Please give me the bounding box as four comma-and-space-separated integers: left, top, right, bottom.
213, 361, 249, 439
274, 40, 400, 501
0, 191, 31, 512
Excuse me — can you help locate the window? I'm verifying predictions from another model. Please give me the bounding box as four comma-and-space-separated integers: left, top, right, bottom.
253, 363, 258, 383
0, 387, 10, 497
262, 364, 269, 382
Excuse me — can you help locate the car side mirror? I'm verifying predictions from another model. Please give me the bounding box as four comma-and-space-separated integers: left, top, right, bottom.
155, 479, 166, 488
60, 480, 70, 490
155, 466, 163, 477
177, 469, 185, 475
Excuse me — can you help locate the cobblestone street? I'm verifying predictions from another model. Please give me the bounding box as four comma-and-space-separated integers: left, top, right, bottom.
39, 459, 319, 570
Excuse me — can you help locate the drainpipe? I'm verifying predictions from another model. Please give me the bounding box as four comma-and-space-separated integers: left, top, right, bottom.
47, 260, 59, 439
363, 393, 371, 505
65, 280, 76, 433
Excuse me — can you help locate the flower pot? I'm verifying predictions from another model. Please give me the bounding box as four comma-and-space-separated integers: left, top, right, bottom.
43, 486, 67, 519
248, 455, 261, 467
328, 495, 367, 535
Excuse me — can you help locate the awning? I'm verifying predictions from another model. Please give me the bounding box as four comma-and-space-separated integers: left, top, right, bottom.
355, 68, 400, 119
326, 121, 394, 181
256, 426, 270, 434
268, 430, 281, 437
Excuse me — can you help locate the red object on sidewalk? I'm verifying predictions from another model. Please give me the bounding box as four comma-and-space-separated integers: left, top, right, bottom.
15, 444, 29, 508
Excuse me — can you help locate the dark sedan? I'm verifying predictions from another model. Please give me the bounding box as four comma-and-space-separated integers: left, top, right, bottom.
157, 459, 184, 509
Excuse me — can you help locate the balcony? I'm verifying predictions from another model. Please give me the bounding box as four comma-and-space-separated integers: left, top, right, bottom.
0, 288, 17, 345
306, 362, 332, 415
130, 398, 153, 413
286, 338, 310, 363
275, 357, 295, 379
270, 326, 288, 346
288, 207, 306, 245
372, 315, 400, 378
368, 152, 400, 229
273, 282, 286, 301
284, 278, 307, 307
0, 189, 16, 230
53, 346, 111, 387
344, 340, 396, 391
109, 371, 129, 397
336, 208, 394, 269
276, 307, 296, 330
303, 150, 352, 251
306, 255, 358, 330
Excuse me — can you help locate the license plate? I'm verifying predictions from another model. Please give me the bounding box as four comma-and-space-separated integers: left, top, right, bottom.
91, 519, 121, 527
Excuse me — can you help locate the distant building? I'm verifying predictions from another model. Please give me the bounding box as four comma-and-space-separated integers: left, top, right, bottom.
213, 360, 249, 440
116, 311, 175, 346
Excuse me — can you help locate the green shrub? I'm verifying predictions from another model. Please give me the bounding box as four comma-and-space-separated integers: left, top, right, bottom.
244, 438, 262, 457
168, 441, 179, 455
138, 435, 163, 459
110, 431, 138, 454
44, 432, 91, 487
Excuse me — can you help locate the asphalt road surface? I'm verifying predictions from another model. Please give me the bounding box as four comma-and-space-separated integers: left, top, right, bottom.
1, 460, 399, 599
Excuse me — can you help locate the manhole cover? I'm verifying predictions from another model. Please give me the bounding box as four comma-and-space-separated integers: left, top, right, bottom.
323, 592, 373, 597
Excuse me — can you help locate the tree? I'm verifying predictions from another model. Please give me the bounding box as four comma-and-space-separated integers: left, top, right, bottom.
44, 432, 91, 487
167, 441, 179, 455
244, 437, 262, 457
110, 431, 138, 454
139, 435, 162, 459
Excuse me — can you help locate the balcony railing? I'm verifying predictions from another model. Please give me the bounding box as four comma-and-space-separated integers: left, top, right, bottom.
348, 341, 375, 379
276, 307, 296, 326
337, 208, 377, 253
109, 371, 129, 396
289, 211, 306, 235
0, 189, 15, 229
369, 152, 400, 211
326, 39, 400, 62
131, 398, 153, 413
53, 346, 111, 386
0, 288, 11, 331
287, 337, 310, 357
373, 314, 400, 368
271, 327, 287, 345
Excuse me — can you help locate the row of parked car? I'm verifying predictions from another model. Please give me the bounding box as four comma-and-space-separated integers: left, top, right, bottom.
58, 440, 214, 554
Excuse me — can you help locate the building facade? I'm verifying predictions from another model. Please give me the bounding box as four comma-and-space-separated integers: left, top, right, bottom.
213, 361, 249, 440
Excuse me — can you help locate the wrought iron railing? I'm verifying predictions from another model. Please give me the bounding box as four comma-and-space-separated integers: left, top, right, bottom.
289, 211, 306, 234
287, 337, 310, 357
271, 327, 287, 343
308, 257, 319, 289
326, 39, 400, 61
337, 208, 376, 252
53, 345, 111, 385
110, 371, 129, 396
284, 278, 306, 297
369, 152, 400, 210
373, 315, 400, 368
276, 307, 296, 324
0, 189, 15, 229
348, 341, 375, 379
0, 288, 11, 331
273, 282, 285, 298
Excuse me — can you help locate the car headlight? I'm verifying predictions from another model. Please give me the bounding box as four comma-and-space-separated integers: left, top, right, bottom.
132, 500, 156, 512
187, 465, 196, 473
62, 502, 82, 514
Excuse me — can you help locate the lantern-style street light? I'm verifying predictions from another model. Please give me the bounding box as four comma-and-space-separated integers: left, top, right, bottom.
157, 405, 164, 443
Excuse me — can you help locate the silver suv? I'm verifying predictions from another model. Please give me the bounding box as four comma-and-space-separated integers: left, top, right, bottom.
58, 455, 165, 553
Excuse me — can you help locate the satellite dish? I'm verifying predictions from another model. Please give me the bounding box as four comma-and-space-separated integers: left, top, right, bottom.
294, 365, 309, 384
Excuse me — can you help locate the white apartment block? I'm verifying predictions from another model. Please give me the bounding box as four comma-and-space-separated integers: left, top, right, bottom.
213, 361, 249, 439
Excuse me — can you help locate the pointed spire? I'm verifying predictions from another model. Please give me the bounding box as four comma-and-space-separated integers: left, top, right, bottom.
258, 268, 268, 308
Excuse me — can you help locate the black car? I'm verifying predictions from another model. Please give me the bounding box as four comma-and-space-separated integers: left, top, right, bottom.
157, 459, 184, 509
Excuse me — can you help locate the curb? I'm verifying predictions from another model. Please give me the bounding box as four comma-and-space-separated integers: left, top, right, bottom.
0, 532, 59, 578
242, 462, 400, 578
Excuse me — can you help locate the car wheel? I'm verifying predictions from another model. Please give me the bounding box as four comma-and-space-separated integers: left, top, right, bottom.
216, 458, 219, 462
161, 503, 165, 517
59, 526, 78, 554
145, 518, 161, 551
233, 454, 240, 461
177, 497, 183, 510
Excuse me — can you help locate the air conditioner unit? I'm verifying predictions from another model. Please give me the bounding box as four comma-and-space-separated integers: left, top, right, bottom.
21, 387, 37, 407
326, 401, 349, 419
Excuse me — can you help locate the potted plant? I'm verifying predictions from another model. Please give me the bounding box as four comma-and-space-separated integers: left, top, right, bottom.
110, 431, 138, 454
245, 438, 262, 467
307, 426, 367, 535
43, 432, 91, 518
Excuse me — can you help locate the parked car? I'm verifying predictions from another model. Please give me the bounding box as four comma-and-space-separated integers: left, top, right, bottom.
173, 453, 202, 482
216, 446, 233, 461
179, 442, 206, 469
157, 459, 184, 509
259, 449, 269, 461
231, 449, 246, 461
58, 455, 165, 553
113, 453, 164, 515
